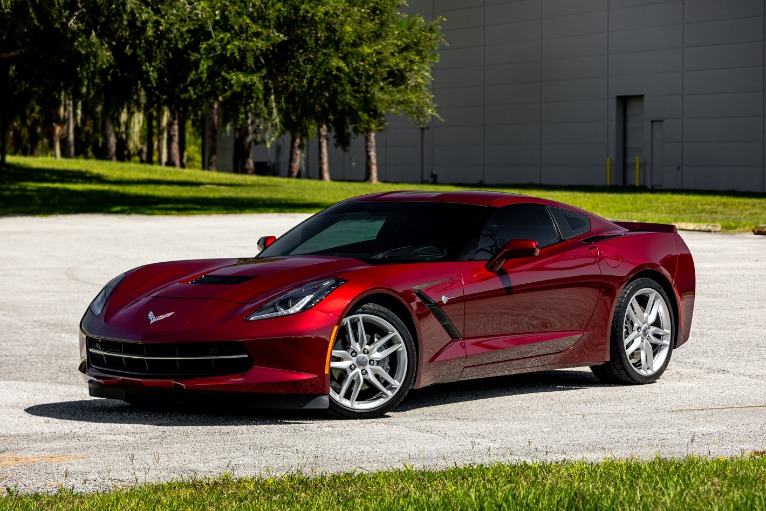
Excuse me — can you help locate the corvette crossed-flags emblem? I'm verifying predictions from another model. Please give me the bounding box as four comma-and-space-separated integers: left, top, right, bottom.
148, 311, 174, 324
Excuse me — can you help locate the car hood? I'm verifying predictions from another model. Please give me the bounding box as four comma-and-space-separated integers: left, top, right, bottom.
126, 256, 369, 305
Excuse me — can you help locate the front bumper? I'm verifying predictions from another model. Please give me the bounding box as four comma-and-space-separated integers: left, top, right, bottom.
79, 307, 340, 407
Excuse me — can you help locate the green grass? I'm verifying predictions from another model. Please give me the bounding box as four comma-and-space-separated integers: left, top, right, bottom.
2, 456, 766, 510
1, 156, 765, 231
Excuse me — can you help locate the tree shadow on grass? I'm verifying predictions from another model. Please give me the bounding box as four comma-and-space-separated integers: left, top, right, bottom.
0, 170, 328, 215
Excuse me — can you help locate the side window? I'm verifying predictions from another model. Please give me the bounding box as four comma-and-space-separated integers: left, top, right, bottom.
549, 207, 590, 240
474, 204, 561, 260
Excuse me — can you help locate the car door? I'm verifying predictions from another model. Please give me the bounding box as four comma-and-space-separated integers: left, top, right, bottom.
460, 204, 602, 376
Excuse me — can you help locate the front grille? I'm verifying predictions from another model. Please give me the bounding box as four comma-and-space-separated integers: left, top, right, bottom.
86, 337, 253, 378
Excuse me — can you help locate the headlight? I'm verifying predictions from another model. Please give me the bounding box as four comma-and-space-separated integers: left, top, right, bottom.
88, 273, 125, 316
246, 278, 345, 321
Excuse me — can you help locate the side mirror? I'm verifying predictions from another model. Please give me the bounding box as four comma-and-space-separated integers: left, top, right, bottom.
257, 235, 277, 252
485, 239, 539, 272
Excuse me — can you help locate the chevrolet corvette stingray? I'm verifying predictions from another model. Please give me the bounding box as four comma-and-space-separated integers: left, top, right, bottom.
79, 191, 695, 419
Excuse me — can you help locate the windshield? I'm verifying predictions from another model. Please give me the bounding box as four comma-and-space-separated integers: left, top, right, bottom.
259, 201, 488, 262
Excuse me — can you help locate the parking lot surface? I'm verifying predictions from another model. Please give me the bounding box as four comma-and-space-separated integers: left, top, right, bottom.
1, 214, 764, 492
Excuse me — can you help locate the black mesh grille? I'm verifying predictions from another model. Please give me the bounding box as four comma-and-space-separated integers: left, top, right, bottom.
87, 337, 253, 378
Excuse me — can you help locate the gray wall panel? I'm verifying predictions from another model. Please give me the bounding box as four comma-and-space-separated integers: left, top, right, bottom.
436, 86, 484, 107
683, 67, 763, 94
485, 83, 541, 105
487, 0, 541, 23
486, 20, 542, 44
541, 55, 607, 80
485, 165, 541, 183
485, 41, 541, 65
434, 126, 485, 146
542, 143, 604, 165
439, 6, 484, 29
438, 46, 484, 69
684, 41, 763, 70
542, 77, 607, 101
608, 49, 682, 76
609, 2, 682, 31
683, 166, 762, 190
684, 17, 763, 46
485, 103, 541, 125
485, 125, 542, 145
644, 95, 683, 118
485, 144, 541, 165
542, 0, 606, 17
542, 33, 606, 59
610, 72, 682, 96
485, 62, 542, 84
683, 0, 763, 23
542, 11, 607, 38
542, 122, 605, 144
683, 142, 763, 166
684, 118, 764, 142
609, 26, 682, 54
542, 100, 607, 122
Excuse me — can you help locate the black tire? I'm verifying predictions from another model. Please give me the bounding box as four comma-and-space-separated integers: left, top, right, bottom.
590, 277, 675, 384
328, 303, 417, 419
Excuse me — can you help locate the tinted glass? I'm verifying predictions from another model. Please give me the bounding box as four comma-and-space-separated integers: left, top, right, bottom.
259, 201, 488, 262
549, 207, 590, 239
473, 204, 560, 260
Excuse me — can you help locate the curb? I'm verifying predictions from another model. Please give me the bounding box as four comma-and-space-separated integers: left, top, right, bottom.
753, 226, 766, 236
673, 222, 721, 233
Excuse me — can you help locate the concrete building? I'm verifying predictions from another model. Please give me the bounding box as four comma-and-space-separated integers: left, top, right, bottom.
209, 0, 766, 192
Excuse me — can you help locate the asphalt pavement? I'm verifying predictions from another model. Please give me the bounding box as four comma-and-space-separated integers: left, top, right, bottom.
1, 214, 764, 493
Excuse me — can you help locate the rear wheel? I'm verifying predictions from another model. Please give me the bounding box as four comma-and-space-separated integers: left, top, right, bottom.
591, 278, 675, 384
328, 303, 416, 419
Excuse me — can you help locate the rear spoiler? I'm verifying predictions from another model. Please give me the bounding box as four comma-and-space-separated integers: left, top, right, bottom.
613, 221, 677, 234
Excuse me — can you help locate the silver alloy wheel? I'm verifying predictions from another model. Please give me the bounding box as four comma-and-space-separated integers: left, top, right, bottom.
622, 288, 672, 376
329, 313, 408, 411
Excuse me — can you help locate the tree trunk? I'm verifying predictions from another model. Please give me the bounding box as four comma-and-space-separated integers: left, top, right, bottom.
157, 107, 167, 166
239, 116, 254, 174
65, 97, 75, 158
166, 109, 180, 168
52, 128, 61, 159
0, 108, 6, 168
288, 133, 302, 178
318, 123, 330, 181
145, 104, 154, 164
179, 109, 186, 168
364, 130, 378, 183
105, 116, 116, 161
207, 101, 218, 171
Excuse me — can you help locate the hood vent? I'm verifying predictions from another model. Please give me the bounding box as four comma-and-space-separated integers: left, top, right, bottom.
189, 275, 256, 285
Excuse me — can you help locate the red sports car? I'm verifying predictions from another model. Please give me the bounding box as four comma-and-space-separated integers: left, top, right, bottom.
80, 191, 695, 419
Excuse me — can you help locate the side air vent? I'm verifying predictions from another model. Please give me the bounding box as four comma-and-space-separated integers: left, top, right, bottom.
581, 234, 622, 244
188, 275, 255, 285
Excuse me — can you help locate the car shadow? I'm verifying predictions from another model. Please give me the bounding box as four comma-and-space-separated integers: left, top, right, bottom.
25, 370, 602, 425
398, 369, 602, 412
24, 399, 329, 426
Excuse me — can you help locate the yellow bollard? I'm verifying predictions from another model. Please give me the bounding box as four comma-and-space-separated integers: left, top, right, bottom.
635, 155, 640, 187
606, 157, 612, 187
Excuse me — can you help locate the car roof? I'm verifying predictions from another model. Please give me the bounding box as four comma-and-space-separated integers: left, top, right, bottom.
347, 190, 555, 208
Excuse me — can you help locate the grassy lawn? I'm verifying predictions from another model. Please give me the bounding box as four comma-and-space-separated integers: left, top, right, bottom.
2, 456, 765, 510
1, 156, 765, 231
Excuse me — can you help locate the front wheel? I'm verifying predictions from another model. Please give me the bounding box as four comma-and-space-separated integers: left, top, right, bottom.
328, 303, 416, 419
591, 278, 675, 384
